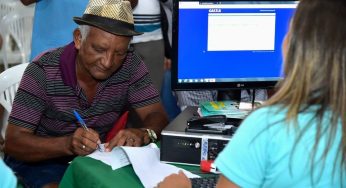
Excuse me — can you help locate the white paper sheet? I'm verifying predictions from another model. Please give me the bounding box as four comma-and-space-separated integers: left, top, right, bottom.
87, 143, 199, 188
87, 144, 130, 170
122, 143, 199, 188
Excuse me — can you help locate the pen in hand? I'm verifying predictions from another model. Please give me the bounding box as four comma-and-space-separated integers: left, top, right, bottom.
73, 110, 103, 152
73, 110, 89, 131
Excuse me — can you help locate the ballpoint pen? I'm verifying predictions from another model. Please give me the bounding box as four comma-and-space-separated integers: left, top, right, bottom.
73, 110, 104, 152
73, 110, 89, 131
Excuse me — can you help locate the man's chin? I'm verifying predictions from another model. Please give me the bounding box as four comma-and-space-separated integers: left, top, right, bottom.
92, 73, 111, 81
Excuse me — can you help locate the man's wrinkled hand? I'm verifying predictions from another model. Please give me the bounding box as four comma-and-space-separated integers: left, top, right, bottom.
104, 128, 148, 152
69, 128, 101, 156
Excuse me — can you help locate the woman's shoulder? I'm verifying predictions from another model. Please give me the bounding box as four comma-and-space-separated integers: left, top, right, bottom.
246, 105, 287, 121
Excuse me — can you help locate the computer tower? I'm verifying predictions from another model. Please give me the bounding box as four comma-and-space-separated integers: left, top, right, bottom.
160, 107, 235, 165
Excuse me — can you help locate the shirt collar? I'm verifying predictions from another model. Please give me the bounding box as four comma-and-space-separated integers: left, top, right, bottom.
60, 42, 77, 87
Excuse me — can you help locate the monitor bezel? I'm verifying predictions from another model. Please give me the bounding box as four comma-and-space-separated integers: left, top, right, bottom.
171, 0, 297, 91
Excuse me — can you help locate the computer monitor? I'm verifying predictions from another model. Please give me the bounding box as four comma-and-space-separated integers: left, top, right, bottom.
172, 0, 298, 90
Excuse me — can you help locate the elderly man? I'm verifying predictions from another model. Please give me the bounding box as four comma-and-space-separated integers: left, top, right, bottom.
3, 0, 168, 187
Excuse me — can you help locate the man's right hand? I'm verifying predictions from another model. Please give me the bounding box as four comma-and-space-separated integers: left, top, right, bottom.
4, 124, 100, 162
69, 128, 101, 156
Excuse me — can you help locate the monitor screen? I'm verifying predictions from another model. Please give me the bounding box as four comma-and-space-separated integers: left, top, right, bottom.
172, 0, 298, 90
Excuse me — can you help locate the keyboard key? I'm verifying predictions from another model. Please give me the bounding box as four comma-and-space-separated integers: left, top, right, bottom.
190, 176, 218, 188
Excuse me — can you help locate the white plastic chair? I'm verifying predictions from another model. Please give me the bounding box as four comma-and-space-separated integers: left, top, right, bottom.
0, 63, 28, 139
0, 0, 20, 19
0, 6, 34, 70
0, 0, 27, 68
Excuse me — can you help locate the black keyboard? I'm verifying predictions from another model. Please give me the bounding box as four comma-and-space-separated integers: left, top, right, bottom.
190, 175, 219, 188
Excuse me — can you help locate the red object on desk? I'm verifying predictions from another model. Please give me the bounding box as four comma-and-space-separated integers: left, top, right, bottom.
105, 111, 129, 142
200, 160, 219, 173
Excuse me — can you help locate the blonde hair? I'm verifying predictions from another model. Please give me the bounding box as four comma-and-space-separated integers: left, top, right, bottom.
265, 0, 346, 182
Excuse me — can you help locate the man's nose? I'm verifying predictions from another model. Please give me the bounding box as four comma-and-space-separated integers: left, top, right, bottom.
101, 53, 113, 69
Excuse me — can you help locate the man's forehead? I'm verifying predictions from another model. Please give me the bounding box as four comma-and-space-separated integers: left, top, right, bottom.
85, 27, 131, 49
87, 26, 131, 40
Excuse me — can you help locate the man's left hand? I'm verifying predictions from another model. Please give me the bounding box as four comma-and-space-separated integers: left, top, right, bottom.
103, 128, 149, 151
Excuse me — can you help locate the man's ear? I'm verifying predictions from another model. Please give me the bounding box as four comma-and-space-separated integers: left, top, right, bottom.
73, 28, 82, 50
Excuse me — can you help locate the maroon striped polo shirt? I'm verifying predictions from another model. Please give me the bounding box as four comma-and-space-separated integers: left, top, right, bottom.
9, 42, 160, 141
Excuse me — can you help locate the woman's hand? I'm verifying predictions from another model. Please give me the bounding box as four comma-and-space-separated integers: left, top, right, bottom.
157, 171, 191, 188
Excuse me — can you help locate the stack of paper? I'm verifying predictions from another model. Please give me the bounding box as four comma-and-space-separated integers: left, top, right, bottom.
87, 144, 199, 188
199, 101, 249, 119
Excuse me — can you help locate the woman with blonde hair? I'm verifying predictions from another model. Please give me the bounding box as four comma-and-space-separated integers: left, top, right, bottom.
158, 0, 346, 187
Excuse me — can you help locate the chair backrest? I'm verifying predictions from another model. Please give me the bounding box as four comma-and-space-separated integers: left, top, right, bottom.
1, 6, 34, 69
0, 0, 26, 68
0, 0, 20, 19
0, 63, 28, 138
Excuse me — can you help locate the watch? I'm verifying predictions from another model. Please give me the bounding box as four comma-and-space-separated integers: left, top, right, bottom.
143, 128, 157, 143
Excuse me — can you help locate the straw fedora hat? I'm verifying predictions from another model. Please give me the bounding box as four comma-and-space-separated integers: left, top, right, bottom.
73, 0, 142, 36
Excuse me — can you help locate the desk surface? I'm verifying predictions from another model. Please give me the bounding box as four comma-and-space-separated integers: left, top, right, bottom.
60, 107, 217, 187
59, 156, 210, 188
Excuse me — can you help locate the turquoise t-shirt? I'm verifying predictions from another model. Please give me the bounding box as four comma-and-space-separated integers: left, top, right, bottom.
215, 105, 345, 187
0, 159, 17, 188
30, 0, 88, 60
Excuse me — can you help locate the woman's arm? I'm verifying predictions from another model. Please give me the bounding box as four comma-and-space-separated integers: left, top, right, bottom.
216, 175, 239, 188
